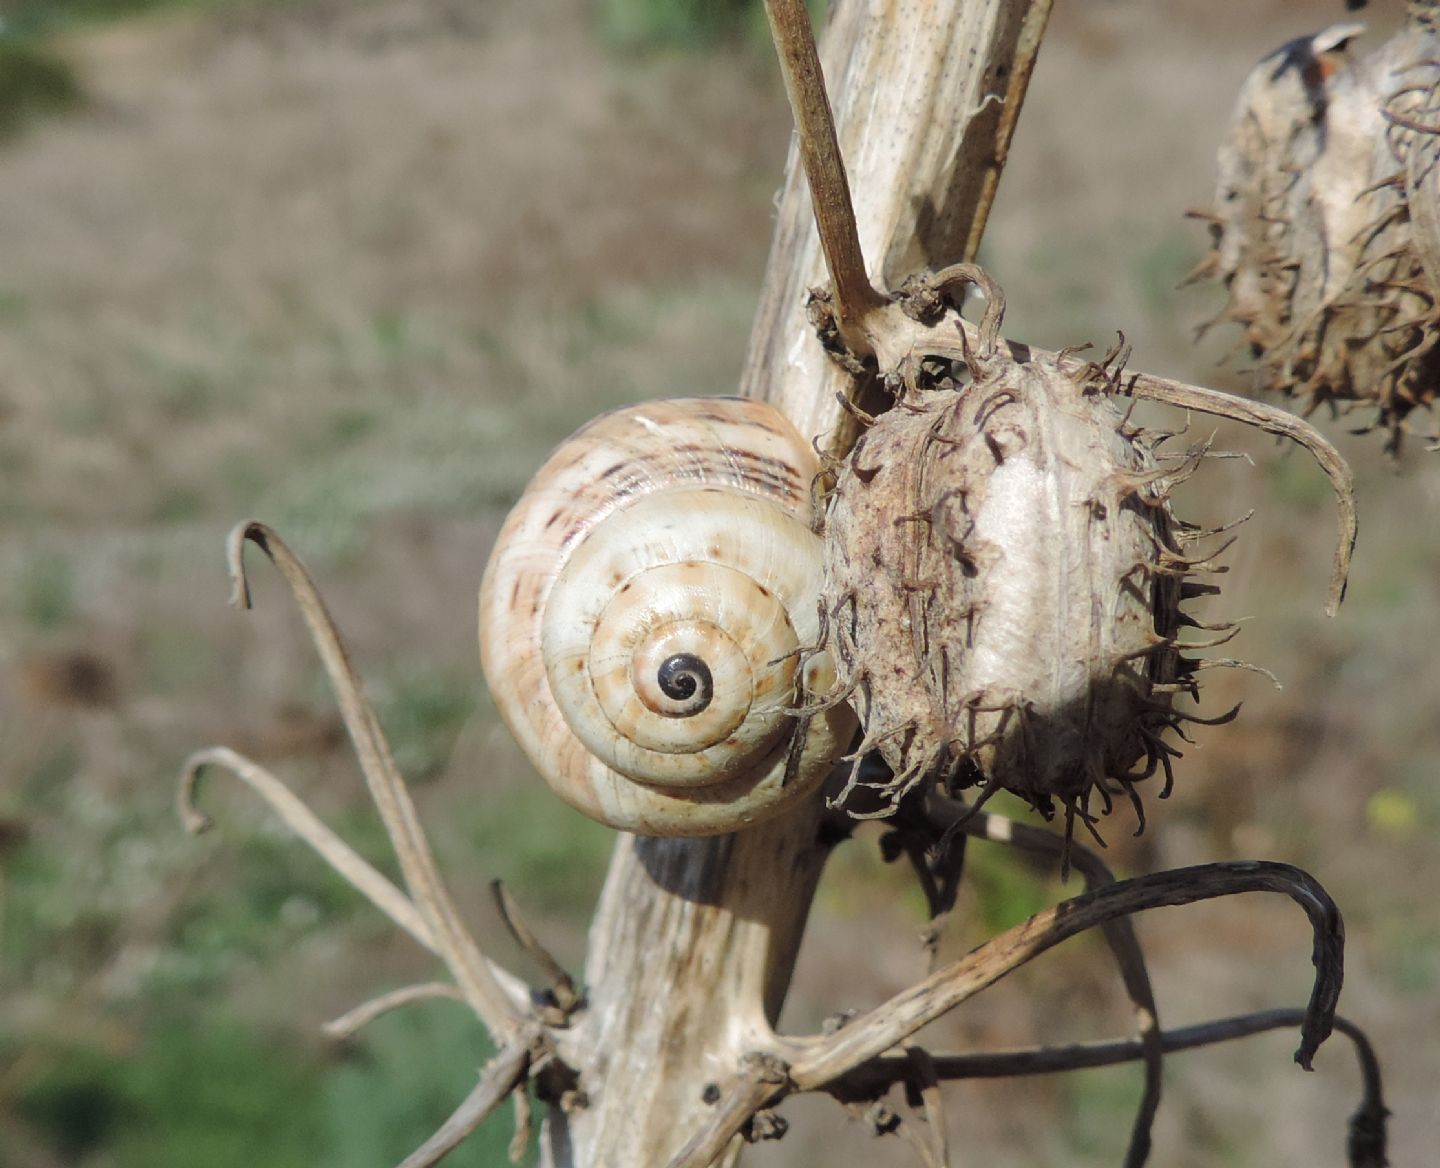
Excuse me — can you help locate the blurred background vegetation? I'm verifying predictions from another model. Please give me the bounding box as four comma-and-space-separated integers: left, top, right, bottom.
1, 0, 1436, 1165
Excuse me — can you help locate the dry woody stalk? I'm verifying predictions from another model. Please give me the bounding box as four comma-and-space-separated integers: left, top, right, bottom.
178, 518, 1382, 1168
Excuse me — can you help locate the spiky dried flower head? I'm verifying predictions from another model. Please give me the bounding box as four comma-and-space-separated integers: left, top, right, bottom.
819, 271, 1239, 844
1194, 6, 1440, 453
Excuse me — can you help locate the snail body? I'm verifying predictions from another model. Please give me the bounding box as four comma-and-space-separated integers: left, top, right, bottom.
479, 397, 855, 836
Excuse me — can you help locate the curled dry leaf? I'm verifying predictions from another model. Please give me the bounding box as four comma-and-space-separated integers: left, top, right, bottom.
1195, 3, 1440, 452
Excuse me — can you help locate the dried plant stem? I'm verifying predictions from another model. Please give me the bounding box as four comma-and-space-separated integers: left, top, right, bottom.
564, 7, 1064, 1147
180, 745, 531, 1018
930, 797, 1162, 1168
671, 861, 1342, 1164
665, 1055, 792, 1168
224, 520, 521, 1039
954, 3, 1054, 264
395, 1030, 537, 1168
492, 880, 579, 1014
786, 860, 1341, 1088
1121, 371, 1358, 615
322, 982, 466, 1040
760, 0, 1056, 371
762, 0, 886, 348
899, 1046, 949, 1168
179, 746, 436, 951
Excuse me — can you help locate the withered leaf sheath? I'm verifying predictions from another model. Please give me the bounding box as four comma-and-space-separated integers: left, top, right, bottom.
1196, 8, 1440, 452
821, 344, 1217, 840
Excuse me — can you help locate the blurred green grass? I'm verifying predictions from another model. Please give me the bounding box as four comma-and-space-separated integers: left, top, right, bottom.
596, 0, 825, 50
2, 0, 242, 38
11, 1006, 517, 1168
0, 40, 83, 138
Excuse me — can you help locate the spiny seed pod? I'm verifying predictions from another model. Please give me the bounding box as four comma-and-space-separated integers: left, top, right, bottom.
1193, 6, 1440, 453
820, 300, 1233, 842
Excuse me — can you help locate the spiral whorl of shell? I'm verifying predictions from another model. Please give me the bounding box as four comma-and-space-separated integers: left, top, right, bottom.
479, 397, 855, 837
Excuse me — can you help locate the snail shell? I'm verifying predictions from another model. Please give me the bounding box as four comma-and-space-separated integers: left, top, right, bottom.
479, 397, 856, 836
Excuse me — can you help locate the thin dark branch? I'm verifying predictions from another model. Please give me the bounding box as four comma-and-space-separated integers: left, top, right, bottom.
828, 1010, 1388, 1168
491, 880, 580, 1014
827, 1007, 1367, 1083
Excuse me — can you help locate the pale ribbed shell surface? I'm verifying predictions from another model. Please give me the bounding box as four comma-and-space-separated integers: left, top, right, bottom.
479, 397, 855, 837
